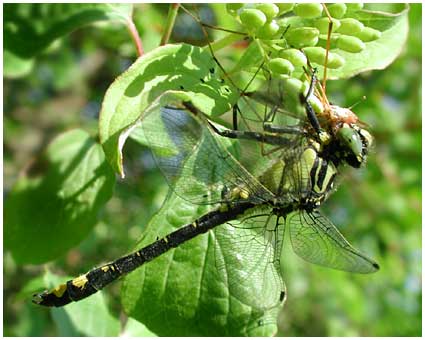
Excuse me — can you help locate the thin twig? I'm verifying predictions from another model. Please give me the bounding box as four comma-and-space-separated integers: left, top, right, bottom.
127, 17, 144, 57
321, 3, 333, 97
160, 3, 180, 46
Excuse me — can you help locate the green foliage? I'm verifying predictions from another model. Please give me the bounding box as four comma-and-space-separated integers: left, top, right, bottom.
4, 3, 132, 77
4, 3, 132, 57
45, 272, 120, 336
122, 193, 280, 336
221, 3, 408, 82
3, 3, 421, 337
324, 6, 409, 78
5, 129, 115, 264
99, 44, 238, 176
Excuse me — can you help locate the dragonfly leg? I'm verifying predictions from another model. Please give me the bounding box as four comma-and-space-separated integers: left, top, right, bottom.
300, 69, 322, 136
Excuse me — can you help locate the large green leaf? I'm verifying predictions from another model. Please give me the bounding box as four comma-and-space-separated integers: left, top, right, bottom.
4, 3, 132, 77
119, 96, 283, 335
42, 272, 120, 336
235, 5, 409, 81
99, 43, 239, 177
4, 3, 132, 58
4, 129, 115, 264
121, 192, 281, 336
291, 5, 409, 79
326, 5, 410, 79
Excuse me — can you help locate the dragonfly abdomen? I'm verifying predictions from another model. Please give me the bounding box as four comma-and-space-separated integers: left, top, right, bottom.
33, 201, 257, 307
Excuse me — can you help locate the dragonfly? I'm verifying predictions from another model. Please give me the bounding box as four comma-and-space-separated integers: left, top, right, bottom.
33, 6, 379, 313
32, 72, 378, 309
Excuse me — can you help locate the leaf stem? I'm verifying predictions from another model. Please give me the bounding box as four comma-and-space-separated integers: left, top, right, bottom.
126, 18, 144, 57
160, 3, 180, 46
209, 33, 244, 53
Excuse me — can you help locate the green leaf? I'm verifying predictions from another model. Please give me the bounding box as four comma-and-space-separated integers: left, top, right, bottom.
42, 272, 120, 336
99, 43, 239, 177
271, 5, 408, 80
121, 194, 281, 336
4, 3, 132, 59
4, 129, 115, 264
323, 5, 409, 79
16, 276, 46, 301
121, 318, 157, 337
3, 49, 35, 78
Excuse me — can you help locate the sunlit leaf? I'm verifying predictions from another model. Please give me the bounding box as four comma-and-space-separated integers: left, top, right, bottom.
99, 43, 239, 176
121, 192, 280, 336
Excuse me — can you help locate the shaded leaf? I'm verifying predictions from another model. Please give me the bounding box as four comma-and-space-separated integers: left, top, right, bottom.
4, 129, 115, 264
43, 272, 120, 336
4, 3, 132, 59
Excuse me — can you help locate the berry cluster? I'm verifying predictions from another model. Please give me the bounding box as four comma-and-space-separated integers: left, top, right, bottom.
226, 3, 381, 79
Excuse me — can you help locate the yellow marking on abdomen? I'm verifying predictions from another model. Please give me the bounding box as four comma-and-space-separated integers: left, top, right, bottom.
52, 283, 67, 297
72, 275, 88, 289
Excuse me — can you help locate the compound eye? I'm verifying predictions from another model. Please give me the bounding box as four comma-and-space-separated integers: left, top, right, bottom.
359, 128, 373, 148
337, 124, 363, 164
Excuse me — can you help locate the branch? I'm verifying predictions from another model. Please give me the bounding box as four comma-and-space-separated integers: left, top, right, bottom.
160, 3, 180, 46
127, 18, 144, 57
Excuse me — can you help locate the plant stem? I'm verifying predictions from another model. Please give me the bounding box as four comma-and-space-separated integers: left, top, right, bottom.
160, 3, 180, 46
127, 18, 144, 57
209, 33, 244, 53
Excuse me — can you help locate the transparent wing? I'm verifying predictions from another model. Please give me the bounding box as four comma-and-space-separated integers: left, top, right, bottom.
141, 104, 274, 205
288, 210, 379, 273
213, 207, 286, 310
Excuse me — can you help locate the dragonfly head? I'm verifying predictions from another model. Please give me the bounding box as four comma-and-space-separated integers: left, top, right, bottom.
323, 106, 372, 169
336, 123, 373, 168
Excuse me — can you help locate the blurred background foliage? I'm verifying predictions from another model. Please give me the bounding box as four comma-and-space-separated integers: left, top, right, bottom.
3, 3, 421, 336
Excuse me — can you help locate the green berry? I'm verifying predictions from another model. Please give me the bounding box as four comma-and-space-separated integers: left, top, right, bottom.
268, 58, 294, 75
257, 20, 280, 39
293, 3, 323, 18
287, 27, 320, 48
279, 48, 308, 67
276, 3, 294, 15
338, 18, 365, 35
240, 9, 267, 30
327, 52, 345, 69
285, 77, 304, 95
318, 33, 339, 45
327, 3, 347, 19
336, 35, 366, 53
308, 95, 324, 114
301, 80, 311, 96
314, 17, 341, 34
355, 26, 382, 42
303, 46, 327, 65
346, 3, 364, 11
226, 3, 244, 14
255, 3, 279, 21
